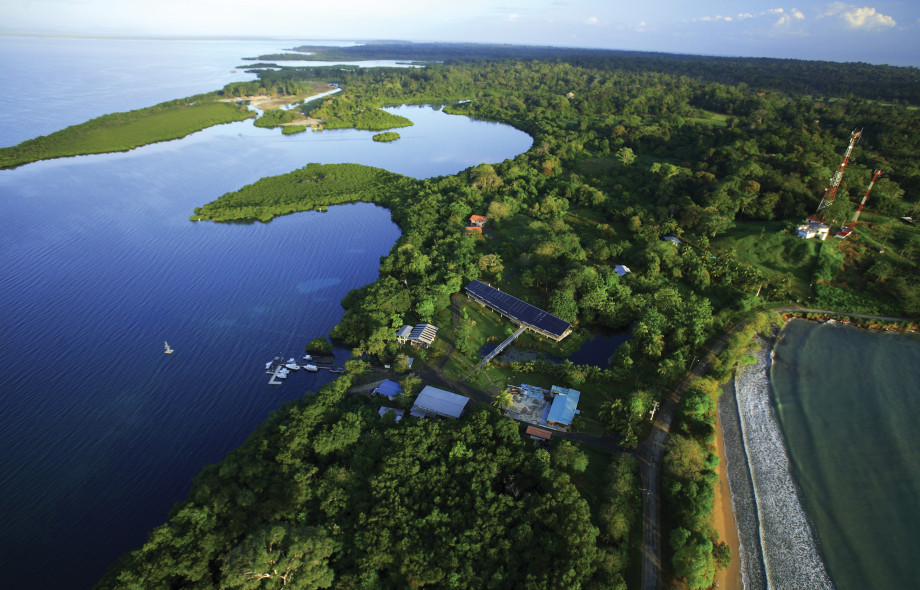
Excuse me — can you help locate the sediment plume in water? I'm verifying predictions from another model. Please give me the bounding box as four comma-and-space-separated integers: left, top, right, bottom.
723, 339, 835, 590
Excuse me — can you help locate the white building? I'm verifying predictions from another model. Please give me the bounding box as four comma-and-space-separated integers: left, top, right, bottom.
796, 221, 830, 240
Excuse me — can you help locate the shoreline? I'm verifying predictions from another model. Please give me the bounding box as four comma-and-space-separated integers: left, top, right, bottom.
717, 364, 767, 590
713, 404, 743, 590
720, 331, 835, 590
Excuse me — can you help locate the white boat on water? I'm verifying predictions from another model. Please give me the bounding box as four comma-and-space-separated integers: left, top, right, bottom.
302, 354, 313, 361
285, 358, 300, 370
276, 368, 290, 379
303, 364, 318, 372
164, 341, 174, 355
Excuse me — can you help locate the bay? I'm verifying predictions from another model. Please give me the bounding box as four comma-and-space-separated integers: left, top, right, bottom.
770, 320, 920, 589
0, 37, 532, 589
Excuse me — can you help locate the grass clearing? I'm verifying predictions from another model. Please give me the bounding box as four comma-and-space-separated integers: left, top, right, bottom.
712, 220, 821, 298
688, 109, 729, 127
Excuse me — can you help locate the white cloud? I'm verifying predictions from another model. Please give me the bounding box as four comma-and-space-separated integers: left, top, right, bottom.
824, 3, 896, 29
507, 13, 519, 21
737, 13, 755, 20
586, 16, 599, 25
695, 15, 733, 23
769, 7, 805, 26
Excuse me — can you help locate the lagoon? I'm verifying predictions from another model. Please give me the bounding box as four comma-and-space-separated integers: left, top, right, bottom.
0, 37, 532, 589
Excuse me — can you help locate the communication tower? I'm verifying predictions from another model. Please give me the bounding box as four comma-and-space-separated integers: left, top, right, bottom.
797, 129, 862, 240
836, 169, 882, 239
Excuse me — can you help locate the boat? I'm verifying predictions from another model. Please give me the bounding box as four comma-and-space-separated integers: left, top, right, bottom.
303, 364, 319, 372
285, 358, 300, 370
302, 354, 313, 361
164, 341, 174, 355
275, 368, 290, 379
329, 367, 344, 374
265, 356, 284, 373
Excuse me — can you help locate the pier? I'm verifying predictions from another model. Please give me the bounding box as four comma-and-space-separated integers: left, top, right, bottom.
268, 365, 286, 385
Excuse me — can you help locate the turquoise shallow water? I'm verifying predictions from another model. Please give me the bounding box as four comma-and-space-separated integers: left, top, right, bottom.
770, 320, 920, 589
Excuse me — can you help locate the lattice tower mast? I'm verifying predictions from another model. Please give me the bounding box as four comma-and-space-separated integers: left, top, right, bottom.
810, 129, 862, 222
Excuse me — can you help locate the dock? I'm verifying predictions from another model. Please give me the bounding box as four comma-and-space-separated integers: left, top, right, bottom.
266, 357, 343, 385
268, 365, 286, 385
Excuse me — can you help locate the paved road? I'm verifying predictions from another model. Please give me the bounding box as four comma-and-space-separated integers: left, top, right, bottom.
637, 320, 748, 590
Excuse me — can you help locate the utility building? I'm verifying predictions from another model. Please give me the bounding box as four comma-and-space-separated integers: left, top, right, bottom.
464, 280, 573, 342
411, 386, 470, 419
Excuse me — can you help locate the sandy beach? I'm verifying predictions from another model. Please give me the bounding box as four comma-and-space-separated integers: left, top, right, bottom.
218, 82, 337, 128
718, 334, 834, 590
713, 407, 743, 590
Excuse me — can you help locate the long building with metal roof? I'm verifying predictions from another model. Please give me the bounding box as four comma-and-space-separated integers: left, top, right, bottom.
464, 280, 573, 341
411, 386, 470, 419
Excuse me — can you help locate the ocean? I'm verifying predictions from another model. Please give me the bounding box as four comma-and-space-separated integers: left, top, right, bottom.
723, 319, 920, 590
770, 320, 920, 589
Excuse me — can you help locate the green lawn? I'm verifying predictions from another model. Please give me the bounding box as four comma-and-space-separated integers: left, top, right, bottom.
712, 220, 821, 298
687, 109, 729, 127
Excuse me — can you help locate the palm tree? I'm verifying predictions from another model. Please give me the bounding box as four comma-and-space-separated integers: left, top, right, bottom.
492, 389, 513, 410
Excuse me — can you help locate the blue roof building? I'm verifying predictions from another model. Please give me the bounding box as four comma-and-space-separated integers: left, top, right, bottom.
546, 386, 581, 427
374, 379, 402, 398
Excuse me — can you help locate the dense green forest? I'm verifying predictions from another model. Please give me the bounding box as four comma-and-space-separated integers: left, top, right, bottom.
96, 372, 632, 589
281, 42, 920, 104
198, 54, 918, 588
7, 44, 907, 589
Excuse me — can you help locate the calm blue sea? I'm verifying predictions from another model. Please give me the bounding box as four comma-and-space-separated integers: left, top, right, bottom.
0, 36, 531, 589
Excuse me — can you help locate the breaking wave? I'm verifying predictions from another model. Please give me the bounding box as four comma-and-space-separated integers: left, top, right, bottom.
731, 340, 835, 590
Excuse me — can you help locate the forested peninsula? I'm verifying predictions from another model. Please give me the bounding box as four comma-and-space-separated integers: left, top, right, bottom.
18, 42, 915, 590
0, 94, 253, 169
0, 81, 336, 169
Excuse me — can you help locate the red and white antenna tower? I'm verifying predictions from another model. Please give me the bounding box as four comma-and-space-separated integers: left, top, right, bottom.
809, 129, 862, 223
836, 169, 882, 239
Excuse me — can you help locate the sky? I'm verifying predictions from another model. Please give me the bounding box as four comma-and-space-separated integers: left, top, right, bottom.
3, 0, 919, 66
